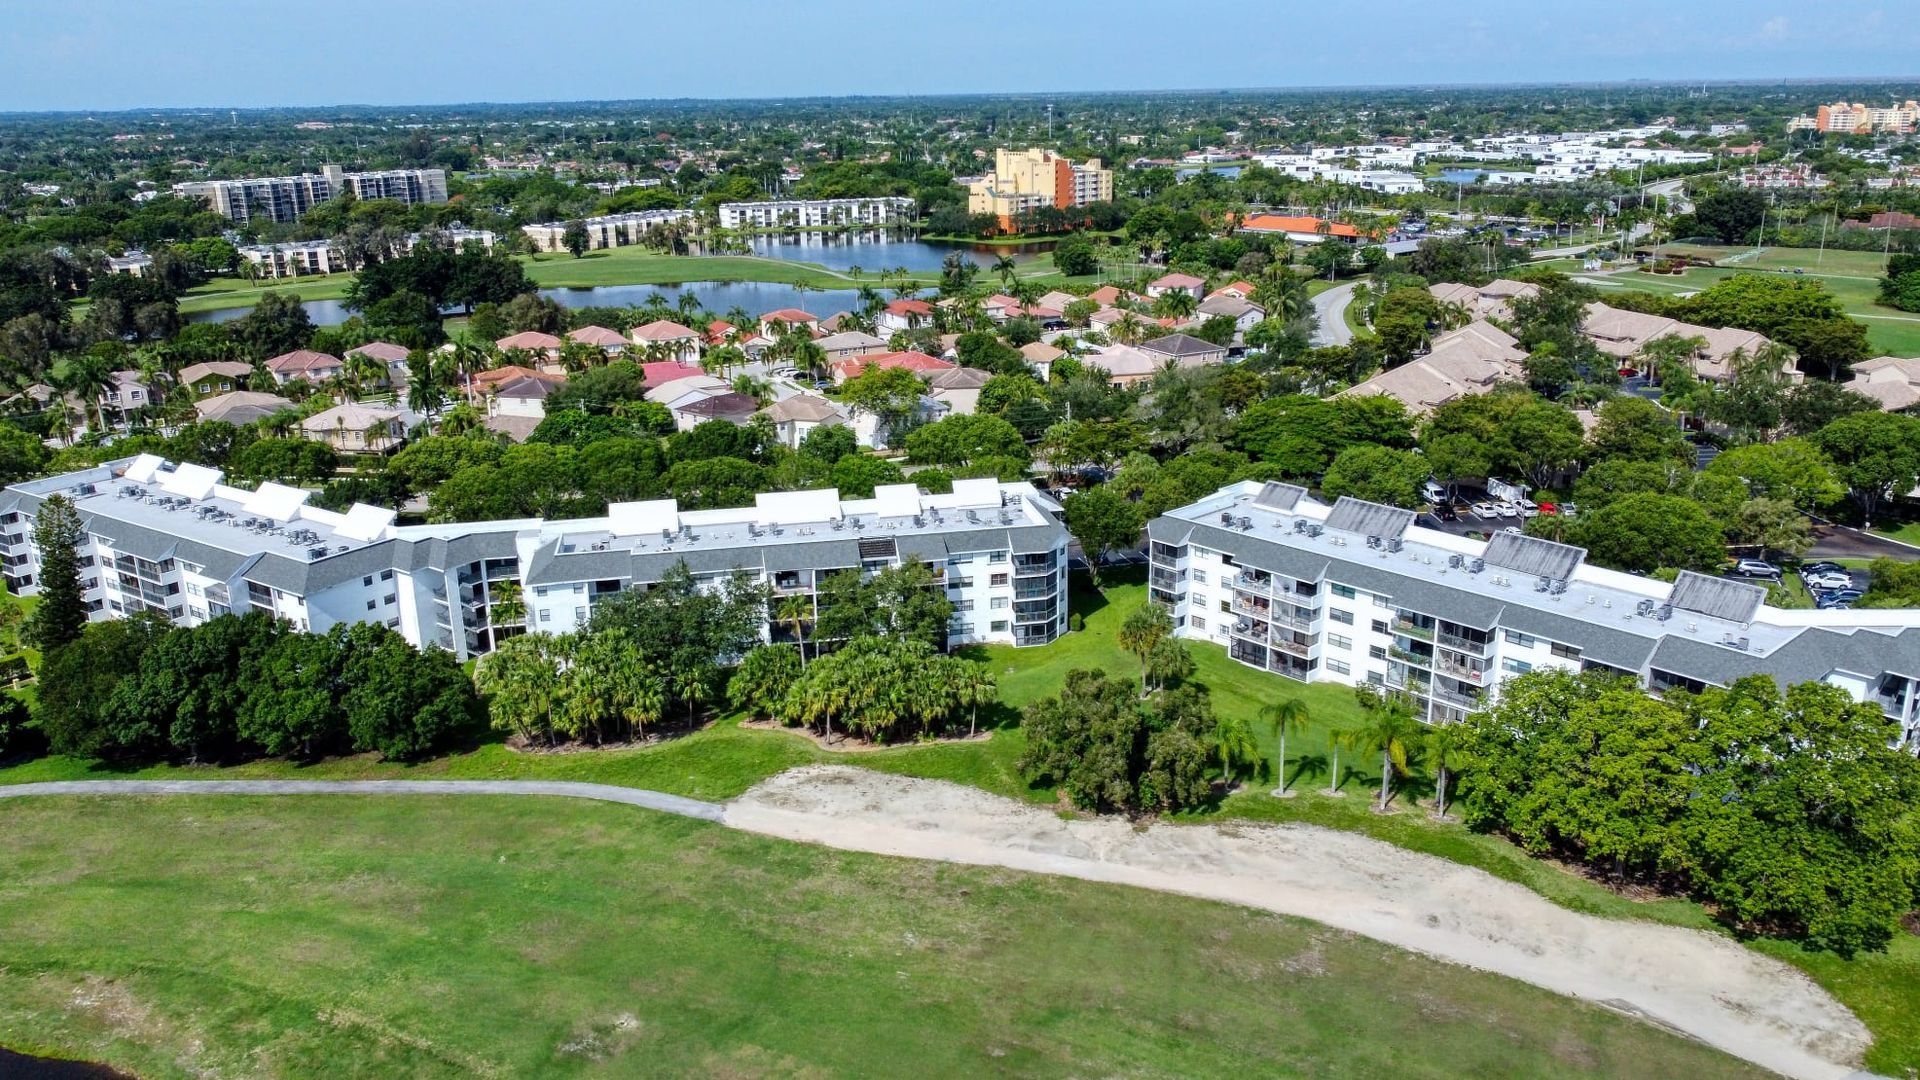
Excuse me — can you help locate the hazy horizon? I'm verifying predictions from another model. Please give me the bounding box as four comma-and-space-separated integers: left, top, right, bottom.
6, 0, 1919, 113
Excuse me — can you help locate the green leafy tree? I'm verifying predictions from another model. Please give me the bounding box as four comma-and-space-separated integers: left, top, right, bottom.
1319, 444, 1429, 507
1810, 411, 1920, 527
1567, 492, 1725, 572
1063, 485, 1144, 587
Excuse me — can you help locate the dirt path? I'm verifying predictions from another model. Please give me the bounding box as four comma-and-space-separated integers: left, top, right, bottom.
4, 770, 1877, 1079
724, 766, 1874, 1080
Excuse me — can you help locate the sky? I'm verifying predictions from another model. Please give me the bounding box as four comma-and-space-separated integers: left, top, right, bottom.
3, 0, 1917, 112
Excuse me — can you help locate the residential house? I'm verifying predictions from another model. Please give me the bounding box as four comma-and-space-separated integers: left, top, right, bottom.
1580, 303, 1795, 383
489, 374, 563, 421
675, 392, 761, 429
345, 341, 412, 386
177, 361, 254, 398
1019, 341, 1063, 380
567, 325, 629, 354
629, 320, 701, 361
1429, 279, 1540, 321
815, 330, 889, 363
1036, 290, 1079, 311
982, 294, 1023, 322
1146, 272, 1206, 300
195, 390, 293, 427
1194, 294, 1266, 339
300, 402, 416, 452
760, 309, 821, 337
1205, 280, 1259, 302
927, 366, 992, 416
494, 331, 564, 361
265, 349, 345, 386
1847, 356, 1920, 412
1139, 333, 1229, 369
638, 361, 707, 389
1080, 344, 1164, 387
95, 371, 151, 418
762, 394, 849, 449
830, 350, 955, 385
1337, 320, 1527, 415
645, 373, 734, 429
878, 298, 934, 334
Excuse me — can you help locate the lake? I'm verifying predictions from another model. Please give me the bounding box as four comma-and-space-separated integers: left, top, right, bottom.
188, 230, 1058, 325
190, 281, 873, 327
736, 230, 1054, 272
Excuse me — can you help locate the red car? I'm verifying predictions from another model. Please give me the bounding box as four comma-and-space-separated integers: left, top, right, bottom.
1536, 502, 1559, 515
1617, 366, 1638, 379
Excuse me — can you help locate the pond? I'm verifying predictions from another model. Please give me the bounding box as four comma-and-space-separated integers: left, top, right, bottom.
189, 281, 872, 328
735, 230, 1055, 272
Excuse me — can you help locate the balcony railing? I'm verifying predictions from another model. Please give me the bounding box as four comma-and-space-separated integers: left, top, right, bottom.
1432, 685, 1480, 708
1232, 620, 1268, 642
1435, 657, 1486, 682
1437, 631, 1490, 656
1393, 619, 1435, 641
1270, 608, 1315, 631
1271, 637, 1311, 658
1388, 645, 1431, 667
1014, 580, 1057, 601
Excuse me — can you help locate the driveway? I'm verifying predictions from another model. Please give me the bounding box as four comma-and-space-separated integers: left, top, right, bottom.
1310, 281, 1357, 346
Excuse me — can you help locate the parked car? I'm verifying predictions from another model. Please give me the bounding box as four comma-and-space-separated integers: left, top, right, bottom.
1805, 571, 1854, 591
1816, 588, 1864, 604
1617, 366, 1639, 379
1470, 501, 1500, 519
1536, 501, 1559, 515
1733, 559, 1781, 579
1493, 501, 1520, 518
1433, 503, 1458, 522
1798, 561, 1844, 578
1514, 498, 1539, 517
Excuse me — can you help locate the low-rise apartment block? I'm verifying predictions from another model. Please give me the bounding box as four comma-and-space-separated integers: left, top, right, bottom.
4, 459, 1071, 662
174, 165, 447, 225
1148, 482, 1920, 747
521, 210, 693, 252
718, 197, 916, 230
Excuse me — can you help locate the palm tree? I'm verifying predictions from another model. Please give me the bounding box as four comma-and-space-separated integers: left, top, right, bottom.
992, 253, 1018, 289
1153, 289, 1198, 320
1324, 728, 1355, 797
1117, 602, 1173, 697
1424, 722, 1468, 820
1259, 697, 1310, 797
473, 634, 563, 746
1214, 712, 1260, 793
672, 664, 708, 724
776, 593, 812, 667
952, 663, 995, 737
1355, 691, 1420, 812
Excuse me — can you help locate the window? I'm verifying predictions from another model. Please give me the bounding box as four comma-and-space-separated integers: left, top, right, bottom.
366, 599, 377, 611
539, 610, 552, 623
1327, 633, 1352, 651
383, 594, 396, 605
1329, 608, 1353, 625
1326, 659, 1351, 675
1371, 619, 1390, 636
1191, 569, 1208, 585
990, 550, 1009, 562
1189, 616, 1206, 630
1550, 642, 1581, 660
1504, 630, 1536, 648
990, 573, 1009, 587
990, 597, 1008, 609
363, 575, 374, 587
1502, 658, 1533, 675
1369, 645, 1387, 660
380, 569, 394, 581
575, 607, 586, 622
990, 620, 1008, 632
1331, 584, 1356, 599
535, 586, 548, 597
953, 599, 974, 611
1219, 599, 1231, 613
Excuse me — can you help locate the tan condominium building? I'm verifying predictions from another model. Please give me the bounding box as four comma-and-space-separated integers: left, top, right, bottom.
174, 165, 447, 225
968, 148, 1113, 223
1793, 101, 1920, 135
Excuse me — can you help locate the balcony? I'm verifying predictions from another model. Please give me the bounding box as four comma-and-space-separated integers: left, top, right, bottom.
1014, 553, 1059, 575
1872, 691, 1910, 719
1149, 568, 1184, 592
1388, 645, 1432, 667
1432, 684, 1480, 708
1435, 656, 1486, 682
1271, 637, 1311, 658
1229, 641, 1268, 667
1014, 579, 1057, 601
1235, 571, 1273, 592
1270, 607, 1316, 632
1392, 618, 1435, 642
1232, 619, 1268, 642
1267, 654, 1312, 681
1437, 631, 1490, 656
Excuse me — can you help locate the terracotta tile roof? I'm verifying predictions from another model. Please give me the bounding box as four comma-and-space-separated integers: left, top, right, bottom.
1151, 272, 1205, 289
639, 361, 707, 388
630, 319, 698, 341
1238, 214, 1365, 239
885, 298, 934, 315
568, 325, 629, 347
495, 331, 564, 350
761, 308, 820, 324
831, 350, 955, 379
345, 341, 410, 363
265, 349, 342, 374
471, 364, 562, 388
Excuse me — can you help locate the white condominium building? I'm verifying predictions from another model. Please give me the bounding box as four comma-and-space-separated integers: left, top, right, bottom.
718, 197, 916, 230
4, 458, 1070, 661
1149, 482, 1920, 746
521, 210, 693, 252
173, 165, 448, 225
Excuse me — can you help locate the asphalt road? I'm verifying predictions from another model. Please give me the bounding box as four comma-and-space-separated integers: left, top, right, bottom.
1310, 281, 1356, 346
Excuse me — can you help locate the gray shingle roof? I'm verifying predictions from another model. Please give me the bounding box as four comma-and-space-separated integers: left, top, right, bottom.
1483, 532, 1586, 581
1324, 497, 1414, 541
1668, 571, 1765, 624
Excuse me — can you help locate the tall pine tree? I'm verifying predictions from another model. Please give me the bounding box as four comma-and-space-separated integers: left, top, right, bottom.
25, 493, 88, 652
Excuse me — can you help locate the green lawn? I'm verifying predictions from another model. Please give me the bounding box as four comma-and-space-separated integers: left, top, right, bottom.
0, 795, 1765, 1080
5, 568, 1917, 1073
1580, 245, 1920, 357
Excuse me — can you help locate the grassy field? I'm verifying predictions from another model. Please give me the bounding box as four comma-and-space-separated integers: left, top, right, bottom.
0, 797, 1764, 1080
4, 569, 1917, 1073
1582, 244, 1920, 357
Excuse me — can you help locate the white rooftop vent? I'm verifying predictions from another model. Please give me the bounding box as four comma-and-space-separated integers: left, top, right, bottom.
158, 462, 221, 500
336, 503, 398, 542
242, 482, 310, 523
609, 499, 679, 537
124, 454, 166, 484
